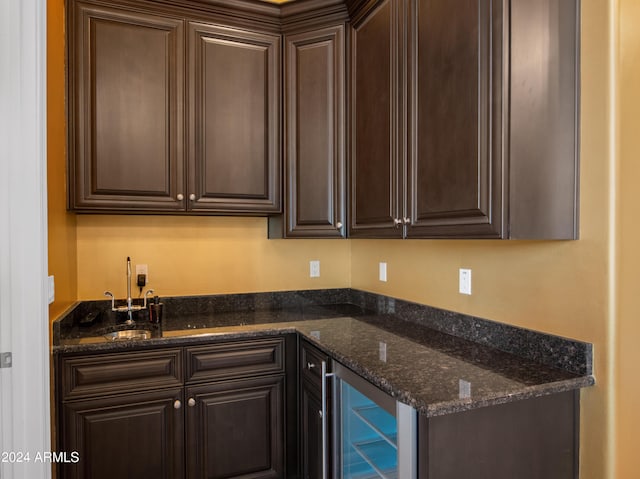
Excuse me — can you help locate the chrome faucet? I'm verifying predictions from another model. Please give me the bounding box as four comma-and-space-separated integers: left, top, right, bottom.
104, 256, 154, 325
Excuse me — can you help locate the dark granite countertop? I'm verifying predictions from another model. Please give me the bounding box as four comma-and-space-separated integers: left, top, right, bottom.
52, 289, 594, 417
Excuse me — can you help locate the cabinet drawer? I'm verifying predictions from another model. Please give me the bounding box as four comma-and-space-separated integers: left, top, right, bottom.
61, 349, 183, 400
185, 338, 284, 383
300, 340, 329, 386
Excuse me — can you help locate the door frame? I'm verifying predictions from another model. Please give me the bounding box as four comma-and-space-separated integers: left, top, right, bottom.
0, 1, 51, 478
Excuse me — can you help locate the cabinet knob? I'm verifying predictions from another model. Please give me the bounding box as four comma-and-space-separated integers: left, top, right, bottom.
336, 222, 343, 229
189, 193, 196, 201
403, 217, 411, 225
174, 400, 182, 409
188, 398, 196, 407
177, 194, 184, 201
393, 218, 402, 227
307, 362, 316, 370
318, 410, 323, 418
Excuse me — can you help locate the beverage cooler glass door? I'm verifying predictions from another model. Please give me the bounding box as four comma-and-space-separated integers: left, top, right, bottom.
332, 361, 417, 479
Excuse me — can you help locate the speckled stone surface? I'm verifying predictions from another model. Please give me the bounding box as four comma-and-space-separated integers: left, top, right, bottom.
52, 289, 594, 417
347, 290, 593, 376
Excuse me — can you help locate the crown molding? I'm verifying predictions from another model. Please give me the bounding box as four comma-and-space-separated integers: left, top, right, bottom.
281, 0, 349, 33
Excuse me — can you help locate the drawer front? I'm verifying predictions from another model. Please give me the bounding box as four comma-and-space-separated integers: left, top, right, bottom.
185, 338, 285, 383
300, 340, 329, 386
61, 348, 183, 400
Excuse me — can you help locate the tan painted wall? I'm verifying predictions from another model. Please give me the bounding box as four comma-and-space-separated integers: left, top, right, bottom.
349, 1, 612, 476
615, 0, 640, 476
75, 215, 351, 299
47, 0, 78, 321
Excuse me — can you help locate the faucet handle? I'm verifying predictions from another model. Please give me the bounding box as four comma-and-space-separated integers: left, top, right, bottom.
143, 289, 155, 308
104, 291, 118, 312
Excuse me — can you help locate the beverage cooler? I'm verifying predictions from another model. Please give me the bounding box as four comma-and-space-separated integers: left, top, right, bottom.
321, 361, 417, 479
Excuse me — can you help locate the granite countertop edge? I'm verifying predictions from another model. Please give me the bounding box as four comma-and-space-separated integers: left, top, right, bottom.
52, 320, 595, 418
298, 333, 595, 417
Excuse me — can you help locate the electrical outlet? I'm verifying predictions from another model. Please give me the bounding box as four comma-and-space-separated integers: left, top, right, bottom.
459, 379, 471, 398
379, 341, 387, 362
379, 262, 387, 282
459, 268, 472, 295
136, 264, 148, 283
309, 260, 320, 278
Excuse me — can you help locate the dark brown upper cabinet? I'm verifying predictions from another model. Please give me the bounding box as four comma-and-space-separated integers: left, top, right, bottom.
269, 2, 349, 238
349, 0, 404, 238
187, 23, 281, 214
349, 0, 580, 239
67, 0, 281, 215
67, 2, 186, 212
269, 25, 346, 238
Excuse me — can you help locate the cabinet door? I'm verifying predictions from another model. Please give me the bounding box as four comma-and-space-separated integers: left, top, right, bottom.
68, 2, 185, 212
187, 23, 281, 214
349, 0, 404, 238
280, 25, 346, 238
300, 341, 331, 479
406, 0, 504, 238
301, 377, 324, 479
186, 376, 284, 478
60, 389, 184, 479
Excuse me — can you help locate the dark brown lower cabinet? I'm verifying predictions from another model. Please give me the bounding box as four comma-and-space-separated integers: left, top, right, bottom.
60, 389, 185, 479
418, 391, 578, 479
58, 336, 579, 479
186, 376, 284, 479
300, 377, 323, 479
299, 340, 331, 479
57, 338, 290, 479
297, 339, 578, 479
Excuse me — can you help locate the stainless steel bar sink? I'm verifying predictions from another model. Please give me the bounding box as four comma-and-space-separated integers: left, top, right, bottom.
103, 329, 152, 341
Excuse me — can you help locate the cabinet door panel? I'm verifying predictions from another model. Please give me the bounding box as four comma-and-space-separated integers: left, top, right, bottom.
60, 389, 184, 479
282, 25, 346, 238
407, 0, 504, 237
186, 376, 284, 478
349, 0, 403, 238
188, 23, 281, 214
69, 3, 185, 211
301, 377, 323, 479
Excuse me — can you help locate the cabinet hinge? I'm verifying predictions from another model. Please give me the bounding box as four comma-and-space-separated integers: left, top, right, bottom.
0, 352, 12, 368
